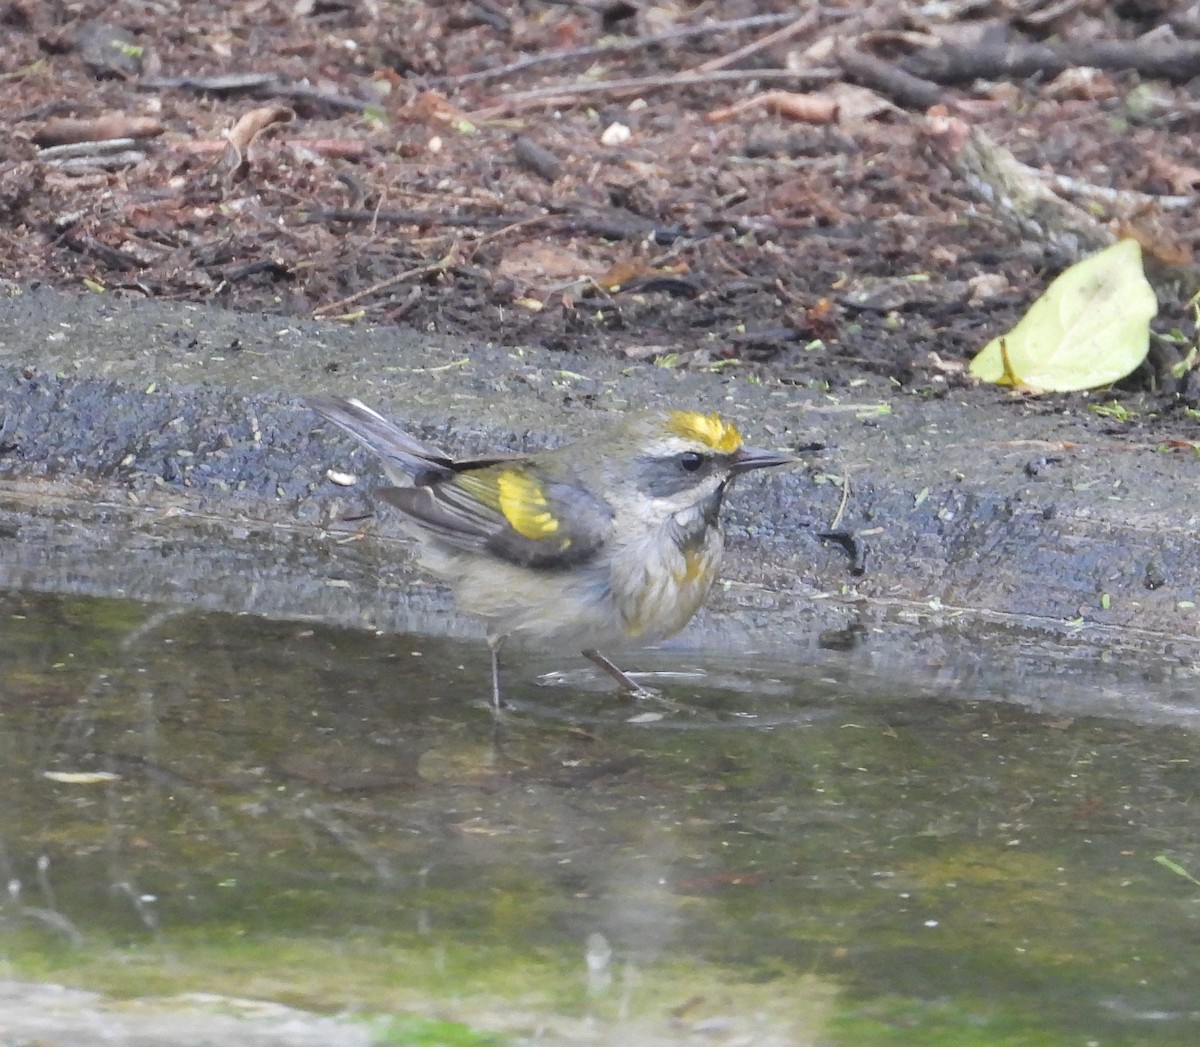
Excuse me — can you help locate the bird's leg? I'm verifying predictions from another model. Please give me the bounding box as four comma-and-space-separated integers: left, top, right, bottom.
581, 648, 655, 699
486, 634, 505, 712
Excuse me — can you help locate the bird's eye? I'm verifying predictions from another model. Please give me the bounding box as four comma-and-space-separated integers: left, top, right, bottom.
680, 451, 705, 472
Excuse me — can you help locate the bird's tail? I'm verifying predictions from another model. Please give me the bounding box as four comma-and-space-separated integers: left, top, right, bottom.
302, 396, 452, 483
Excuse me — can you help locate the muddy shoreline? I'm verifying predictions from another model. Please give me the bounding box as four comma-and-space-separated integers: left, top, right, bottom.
0, 287, 1196, 710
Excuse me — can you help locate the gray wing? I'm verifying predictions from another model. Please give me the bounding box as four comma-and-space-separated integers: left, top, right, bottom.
380, 472, 614, 569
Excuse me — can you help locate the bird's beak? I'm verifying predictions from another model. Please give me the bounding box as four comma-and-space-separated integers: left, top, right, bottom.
730, 444, 799, 474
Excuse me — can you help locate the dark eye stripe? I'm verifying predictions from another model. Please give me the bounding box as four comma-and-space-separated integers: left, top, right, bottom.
635, 451, 717, 498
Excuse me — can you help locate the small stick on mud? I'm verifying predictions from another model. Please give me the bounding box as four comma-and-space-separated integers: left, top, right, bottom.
836, 46, 943, 111
472, 68, 837, 118
312, 251, 458, 317
437, 12, 800, 86
904, 39, 1200, 85
690, 10, 820, 74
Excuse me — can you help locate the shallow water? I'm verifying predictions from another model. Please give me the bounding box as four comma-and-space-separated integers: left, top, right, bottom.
1, 587, 1199, 1046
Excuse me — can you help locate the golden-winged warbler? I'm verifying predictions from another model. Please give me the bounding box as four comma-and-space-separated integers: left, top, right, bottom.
304, 397, 796, 708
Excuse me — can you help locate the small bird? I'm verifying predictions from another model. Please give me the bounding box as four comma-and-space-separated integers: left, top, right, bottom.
303, 397, 797, 708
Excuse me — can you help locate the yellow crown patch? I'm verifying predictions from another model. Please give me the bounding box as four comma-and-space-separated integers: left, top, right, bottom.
665, 411, 743, 454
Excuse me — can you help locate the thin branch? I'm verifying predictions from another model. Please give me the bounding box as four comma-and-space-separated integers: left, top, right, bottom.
433, 12, 800, 86
830, 471, 850, 533
1044, 171, 1192, 211
471, 67, 838, 118
691, 9, 820, 74
905, 38, 1200, 85
312, 251, 458, 317
836, 45, 942, 111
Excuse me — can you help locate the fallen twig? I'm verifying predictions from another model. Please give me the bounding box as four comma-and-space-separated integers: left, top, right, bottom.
37, 138, 141, 161
905, 39, 1200, 85
309, 207, 675, 242
269, 82, 371, 113
472, 67, 837, 118
691, 9, 819, 74
836, 46, 942, 111
312, 252, 458, 317
926, 114, 1199, 283
140, 73, 367, 112
435, 12, 799, 86
310, 207, 523, 230
46, 150, 147, 172
706, 90, 838, 125
140, 72, 279, 93
513, 135, 563, 182
32, 115, 164, 147
924, 111, 1194, 266
61, 234, 144, 269
1044, 172, 1191, 212
923, 112, 1113, 261
172, 138, 370, 160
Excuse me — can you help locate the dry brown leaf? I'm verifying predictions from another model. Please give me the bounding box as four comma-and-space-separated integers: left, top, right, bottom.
927, 351, 968, 375
817, 83, 899, 125
1146, 155, 1200, 195
33, 115, 164, 147
770, 91, 839, 123
217, 105, 295, 184
286, 138, 370, 161
407, 90, 473, 128
1042, 67, 1118, 101
707, 90, 838, 125
1112, 220, 1193, 269
595, 259, 652, 291
705, 91, 840, 125
496, 241, 592, 290
226, 105, 295, 154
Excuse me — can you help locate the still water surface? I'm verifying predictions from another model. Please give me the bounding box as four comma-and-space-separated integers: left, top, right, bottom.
1, 588, 1198, 1046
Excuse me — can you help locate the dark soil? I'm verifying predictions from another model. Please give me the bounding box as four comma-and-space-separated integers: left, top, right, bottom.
3, 1, 1199, 430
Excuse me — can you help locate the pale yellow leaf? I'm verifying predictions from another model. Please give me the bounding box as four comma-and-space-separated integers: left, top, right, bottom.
970, 239, 1157, 392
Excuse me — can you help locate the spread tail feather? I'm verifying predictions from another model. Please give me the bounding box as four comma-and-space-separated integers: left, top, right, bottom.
302, 396, 452, 483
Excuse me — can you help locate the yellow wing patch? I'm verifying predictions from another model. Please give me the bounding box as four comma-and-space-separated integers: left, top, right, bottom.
665, 410, 742, 453
495, 469, 561, 540
453, 471, 502, 510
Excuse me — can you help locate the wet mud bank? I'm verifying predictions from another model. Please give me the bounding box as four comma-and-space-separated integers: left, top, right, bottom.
0, 287, 1196, 708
